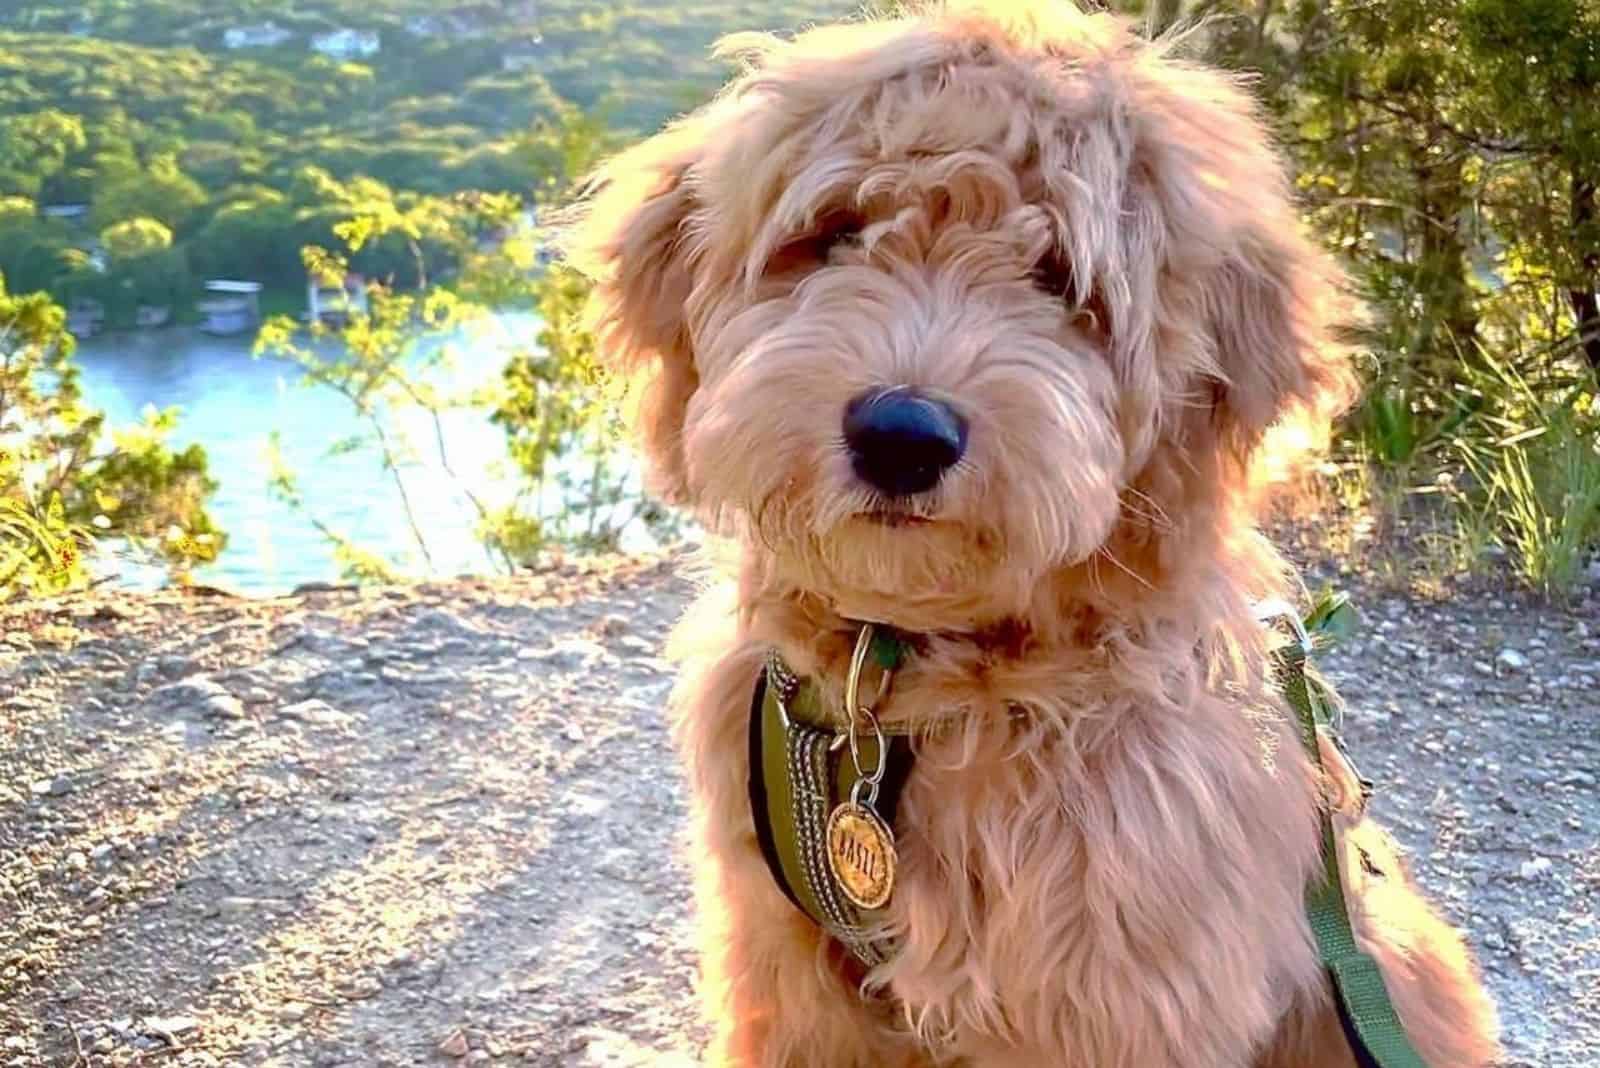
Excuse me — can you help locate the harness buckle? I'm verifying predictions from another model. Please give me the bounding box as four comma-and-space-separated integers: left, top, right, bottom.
1254, 597, 1314, 656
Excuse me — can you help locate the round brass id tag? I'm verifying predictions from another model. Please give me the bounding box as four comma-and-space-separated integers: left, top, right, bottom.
826, 802, 896, 910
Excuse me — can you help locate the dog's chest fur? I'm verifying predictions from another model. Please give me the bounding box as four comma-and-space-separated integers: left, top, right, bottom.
671, 579, 1336, 1065
787, 643, 1327, 1062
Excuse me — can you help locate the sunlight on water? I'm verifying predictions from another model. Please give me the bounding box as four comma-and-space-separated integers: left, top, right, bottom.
71, 315, 649, 595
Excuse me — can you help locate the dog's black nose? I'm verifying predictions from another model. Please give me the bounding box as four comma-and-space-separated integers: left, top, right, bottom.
843, 386, 967, 497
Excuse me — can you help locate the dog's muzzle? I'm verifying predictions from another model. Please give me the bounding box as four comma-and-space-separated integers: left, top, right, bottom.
843, 386, 967, 497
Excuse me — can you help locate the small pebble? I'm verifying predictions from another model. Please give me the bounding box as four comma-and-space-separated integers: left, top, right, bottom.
1496, 648, 1529, 671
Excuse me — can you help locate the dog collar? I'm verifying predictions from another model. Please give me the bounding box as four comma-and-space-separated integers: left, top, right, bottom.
748, 623, 1026, 969
748, 623, 914, 968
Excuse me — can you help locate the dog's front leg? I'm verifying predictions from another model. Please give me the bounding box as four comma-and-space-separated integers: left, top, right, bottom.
672, 637, 925, 1068
692, 836, 924, 1068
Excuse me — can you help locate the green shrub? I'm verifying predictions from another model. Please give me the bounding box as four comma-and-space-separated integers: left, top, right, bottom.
1453, 354, 1600, 595
0, 273, 222, 601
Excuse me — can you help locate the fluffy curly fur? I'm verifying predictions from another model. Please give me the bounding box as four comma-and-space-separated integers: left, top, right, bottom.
567, 3, 1502, 1065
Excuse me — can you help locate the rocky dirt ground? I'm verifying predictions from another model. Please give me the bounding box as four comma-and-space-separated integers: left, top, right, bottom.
1, 549, 1596, 1067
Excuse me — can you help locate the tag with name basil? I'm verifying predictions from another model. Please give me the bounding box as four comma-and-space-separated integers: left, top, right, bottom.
826, 801, 896, 910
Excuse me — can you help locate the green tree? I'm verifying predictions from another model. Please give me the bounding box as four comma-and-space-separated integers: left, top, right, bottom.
0, 110, 87, 198
0, 199, 74, 305
486, 105, 666, 555
253, 105, 666, 580
1141, 0, 1600, 387
487, 263, 672, 554
74, 215, 189, 327
255, 175, 518, 579
0, 196, 34, 225
100, 215, 173, 260
188, 193, 305, 287
1456, 0, 1600, 379
90, 153, 209, 233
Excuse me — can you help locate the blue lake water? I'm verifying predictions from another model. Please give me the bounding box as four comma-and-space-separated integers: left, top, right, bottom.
71, 319, 568, 595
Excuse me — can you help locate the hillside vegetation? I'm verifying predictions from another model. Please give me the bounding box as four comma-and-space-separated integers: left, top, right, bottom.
0, 1, 857, 320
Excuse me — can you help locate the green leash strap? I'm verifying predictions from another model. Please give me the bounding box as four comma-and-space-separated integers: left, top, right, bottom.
1269, 601, 1428, 1068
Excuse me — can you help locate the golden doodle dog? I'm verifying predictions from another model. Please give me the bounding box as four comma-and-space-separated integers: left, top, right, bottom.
568, 2, 1502, 1065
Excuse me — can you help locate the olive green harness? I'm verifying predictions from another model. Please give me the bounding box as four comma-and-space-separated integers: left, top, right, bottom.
748, 628, 914, 966
746, 595, 1428, 1068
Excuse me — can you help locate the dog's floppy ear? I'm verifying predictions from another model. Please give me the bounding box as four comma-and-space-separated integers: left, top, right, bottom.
1150, 67, 1359, 467
566, 120, 706, 504
1200, 211, 1356, 461
1101, 58, 1357, 479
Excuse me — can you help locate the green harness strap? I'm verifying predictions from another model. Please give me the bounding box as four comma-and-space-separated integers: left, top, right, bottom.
749, 599, 1429, 1067
749, 635, 913, 967
1269, 599, 1429, 1068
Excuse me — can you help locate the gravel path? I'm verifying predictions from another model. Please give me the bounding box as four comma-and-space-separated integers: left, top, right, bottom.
1, 550, 1595, 1067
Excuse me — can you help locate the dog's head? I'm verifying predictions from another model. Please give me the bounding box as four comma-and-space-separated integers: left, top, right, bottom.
570, 1, 1353, 627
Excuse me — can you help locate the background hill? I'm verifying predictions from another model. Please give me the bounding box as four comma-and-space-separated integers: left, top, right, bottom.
2, 1, 863, 131
0, 1, 857, 318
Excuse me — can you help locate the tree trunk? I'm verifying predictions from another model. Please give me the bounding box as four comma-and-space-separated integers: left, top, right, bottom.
1413, 148, 1479, 368
1149, 0, 1185, 35
1253, 0, 1274, 52
1568, 174, 1600, 381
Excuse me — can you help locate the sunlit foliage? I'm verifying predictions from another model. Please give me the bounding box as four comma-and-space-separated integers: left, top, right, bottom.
1, 273, 222, 600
